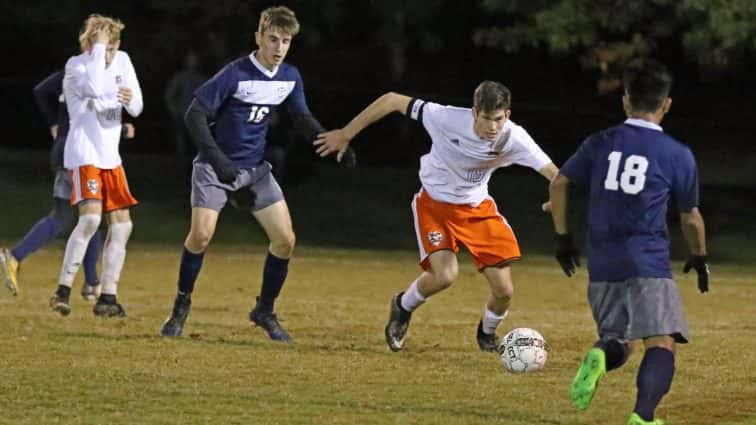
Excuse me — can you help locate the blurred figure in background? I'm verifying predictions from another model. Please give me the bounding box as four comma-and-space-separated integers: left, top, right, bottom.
163, 51, 206, 180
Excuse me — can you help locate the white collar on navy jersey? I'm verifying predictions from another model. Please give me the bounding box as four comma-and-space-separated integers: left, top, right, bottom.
249, 51, 279, 78
624, 118, 663, 132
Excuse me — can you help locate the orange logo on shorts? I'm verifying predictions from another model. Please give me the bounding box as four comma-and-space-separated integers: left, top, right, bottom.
427, 231, 443, 246
87, 179, 99, 195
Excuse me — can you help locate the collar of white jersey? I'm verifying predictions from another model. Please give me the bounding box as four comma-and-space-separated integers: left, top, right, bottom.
624, 118, 663, 132
249, 51, 279, 78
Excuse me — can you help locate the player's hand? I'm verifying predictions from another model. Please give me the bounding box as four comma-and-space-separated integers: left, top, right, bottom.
210, 158, 240, 184
555, 233, 580, 277
93, 27, 110, 45
683, 255, 709, 293
49, 125, 58, 140
541, 201, 552, 213
122, 123, 135, 139
314, 129, 351, 162
118, 87, 133, 105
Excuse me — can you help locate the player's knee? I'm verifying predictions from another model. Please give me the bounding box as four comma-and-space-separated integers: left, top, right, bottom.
77, 214, 102, 237
490, 284, 513, 302
51, 199, 76, 233
433, 268, 457, 289
270, 232, 296, 257
187, 228, 214, 251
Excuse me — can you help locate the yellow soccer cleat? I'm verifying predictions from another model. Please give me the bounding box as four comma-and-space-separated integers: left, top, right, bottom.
0, 248, 19, 296
627, 412, 665, 424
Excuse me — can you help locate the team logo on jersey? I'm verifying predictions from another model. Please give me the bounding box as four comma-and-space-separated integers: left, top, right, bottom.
427, 231, 443, 246
86, 179, 99, 195
450, 138, 460, 146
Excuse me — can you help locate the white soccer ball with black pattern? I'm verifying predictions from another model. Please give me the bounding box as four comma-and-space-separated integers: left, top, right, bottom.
498, 328, 548, 373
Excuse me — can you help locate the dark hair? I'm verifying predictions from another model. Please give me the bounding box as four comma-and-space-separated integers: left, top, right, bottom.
623, 58, 673, 113
473, 81, 511, 112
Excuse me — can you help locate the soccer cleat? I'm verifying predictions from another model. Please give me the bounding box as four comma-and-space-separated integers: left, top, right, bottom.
572, 347, 607, 410
627, 413, 665, 425
93, 295, 127, 318
250, 303, 292, 343
0, 248, 19, 296
49, 292, 71, 316
81, 283, 101, 302
476, 320, 500, 352
384, 292, 412, 352
161, 293, 192, 337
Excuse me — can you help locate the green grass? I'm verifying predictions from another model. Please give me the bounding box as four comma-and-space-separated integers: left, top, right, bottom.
1, 245, 755, 424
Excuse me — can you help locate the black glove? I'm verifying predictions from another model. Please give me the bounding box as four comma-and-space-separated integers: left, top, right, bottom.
683, 255, 709, 293
341, 146, 357, 168
209, 154, 240, 184
555, 233, 580, 277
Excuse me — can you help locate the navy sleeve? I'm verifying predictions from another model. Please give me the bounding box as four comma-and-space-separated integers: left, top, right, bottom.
559, 137, 594, 187
282, 68, 312, 116
672, 147, 699, 212
193, 63, 237, 117
33, 71, 63, 127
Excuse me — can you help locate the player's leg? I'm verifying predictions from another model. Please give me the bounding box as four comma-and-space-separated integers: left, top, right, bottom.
572, 280, 631, 410
385, 250, 459, 352
92, 207, 132, 317
628, 277, 687, 424
161, 207, 220, 336
90, 165, 138, 317
51, 200, 102, 315
476, 265, 514, 352
250, 199, 295, 342
80, 226, 103, 301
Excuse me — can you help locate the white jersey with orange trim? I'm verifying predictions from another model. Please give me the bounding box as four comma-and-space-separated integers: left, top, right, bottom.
63, 43, 143, 169
407, 99, 551, 206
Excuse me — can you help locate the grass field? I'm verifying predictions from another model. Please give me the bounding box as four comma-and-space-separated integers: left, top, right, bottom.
1, 244, 755, 425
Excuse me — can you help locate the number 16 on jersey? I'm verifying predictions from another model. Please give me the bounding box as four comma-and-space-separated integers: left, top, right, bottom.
248, 105, 270, 123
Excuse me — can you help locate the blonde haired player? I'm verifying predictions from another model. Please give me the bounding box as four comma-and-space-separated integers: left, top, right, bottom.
50, 14, 143, 316
316, 82, 558, 351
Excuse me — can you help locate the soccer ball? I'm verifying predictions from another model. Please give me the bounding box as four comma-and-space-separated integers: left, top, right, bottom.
498, 328, 548, 373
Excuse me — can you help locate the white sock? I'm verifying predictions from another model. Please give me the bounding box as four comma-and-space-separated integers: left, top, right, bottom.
400, 279, 426, 312
100, 221, 133, 296
482, 307, 508, 335
58, 214, 101, 288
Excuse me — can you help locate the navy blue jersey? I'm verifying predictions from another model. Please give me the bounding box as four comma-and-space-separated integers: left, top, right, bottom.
33, 70, 69, 168
560, 119, 699, 282
193, 53, 311, 168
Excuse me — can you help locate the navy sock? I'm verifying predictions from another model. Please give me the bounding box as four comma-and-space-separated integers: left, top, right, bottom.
177, 247, 204, 295
11, 215, 63, 261
257, 252, 289, 313
595, 338, 630, 371
634, 347, 675, 421
83, 229, 103, 286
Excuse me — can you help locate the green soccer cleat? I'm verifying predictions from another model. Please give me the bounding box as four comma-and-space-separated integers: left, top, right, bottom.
0, 248, 19, 296
571, 347, 606, 410
627, 412, 665, 425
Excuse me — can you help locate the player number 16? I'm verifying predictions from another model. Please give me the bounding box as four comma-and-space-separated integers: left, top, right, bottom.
604, 151, 648, 194
248, 105, 270, 123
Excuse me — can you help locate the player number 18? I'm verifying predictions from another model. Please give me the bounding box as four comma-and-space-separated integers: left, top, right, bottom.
604, 151, 648, 194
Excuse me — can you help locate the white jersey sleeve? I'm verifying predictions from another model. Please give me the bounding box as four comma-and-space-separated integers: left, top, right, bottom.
505, 125, 552, 172
119, 51, 143, 117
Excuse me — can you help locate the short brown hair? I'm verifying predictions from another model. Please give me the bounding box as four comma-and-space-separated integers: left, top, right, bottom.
78, 14, 124, 51
258, 6, 300, 36
473, 81, 511, 113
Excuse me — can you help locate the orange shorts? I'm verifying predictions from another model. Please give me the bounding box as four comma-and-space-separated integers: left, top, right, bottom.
411, 189, 521, 270
69, 165, 138, 212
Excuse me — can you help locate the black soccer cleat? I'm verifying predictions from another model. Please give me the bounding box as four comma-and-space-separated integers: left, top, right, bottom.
93, 295, 127, 318
476, 320, 500, 353
161, 293, 192, 337
49, 292, 72, 317
250, 301, 292, 343
384, 292, 412, 352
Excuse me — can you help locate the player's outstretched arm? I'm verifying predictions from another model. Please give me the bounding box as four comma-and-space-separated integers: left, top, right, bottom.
314, 92, 412, 162
680, 208, 709, 293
